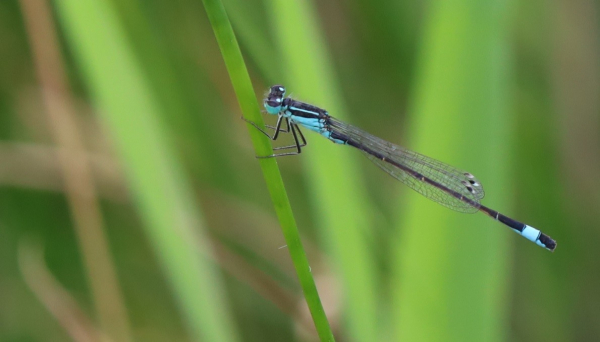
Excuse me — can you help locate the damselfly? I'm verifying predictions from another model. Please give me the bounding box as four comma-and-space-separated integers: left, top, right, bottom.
244, 85, 557, 251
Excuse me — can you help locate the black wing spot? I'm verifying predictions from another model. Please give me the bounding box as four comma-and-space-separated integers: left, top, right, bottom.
462, 180, 476, 193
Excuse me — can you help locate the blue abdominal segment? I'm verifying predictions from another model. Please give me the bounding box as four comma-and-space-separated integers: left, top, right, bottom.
520, 225, 549, 249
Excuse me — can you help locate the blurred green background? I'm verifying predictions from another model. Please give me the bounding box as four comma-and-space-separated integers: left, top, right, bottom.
0, 0, 597, 341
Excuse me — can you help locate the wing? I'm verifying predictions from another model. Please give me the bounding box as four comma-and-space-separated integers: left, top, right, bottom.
328, 117, 484, 213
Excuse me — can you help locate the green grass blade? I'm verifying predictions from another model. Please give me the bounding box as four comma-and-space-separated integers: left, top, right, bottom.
53, 1, 239, 341
200, 0, 335, 340
263, 1, 380, 341
392, 0, 512, 340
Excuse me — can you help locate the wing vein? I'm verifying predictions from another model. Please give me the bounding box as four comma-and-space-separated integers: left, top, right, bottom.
328, 117, 484, 213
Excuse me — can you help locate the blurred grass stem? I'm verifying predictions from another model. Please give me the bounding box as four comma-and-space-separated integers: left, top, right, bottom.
54, 0, 240, 340
19, 0, 133, 340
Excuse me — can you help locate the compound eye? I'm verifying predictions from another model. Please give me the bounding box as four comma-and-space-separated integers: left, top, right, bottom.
264, 85, 286, 114
271, 85, 286, 95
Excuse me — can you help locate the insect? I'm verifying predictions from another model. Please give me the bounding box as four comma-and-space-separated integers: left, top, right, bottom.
244, 85, 557, 251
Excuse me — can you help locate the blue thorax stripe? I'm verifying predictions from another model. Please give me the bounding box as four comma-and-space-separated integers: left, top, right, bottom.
287, 100, 326, 119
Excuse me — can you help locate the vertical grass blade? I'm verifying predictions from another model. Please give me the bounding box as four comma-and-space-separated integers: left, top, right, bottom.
392, 0, 512, 340
200, 0, 335, 340
263, 1, 380, 341
53, 1, 239, 341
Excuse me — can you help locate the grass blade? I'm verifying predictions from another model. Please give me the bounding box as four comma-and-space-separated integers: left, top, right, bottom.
200, 0, 335, 340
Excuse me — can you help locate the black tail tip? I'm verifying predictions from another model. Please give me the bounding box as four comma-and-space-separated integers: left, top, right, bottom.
540, 233, 557, 252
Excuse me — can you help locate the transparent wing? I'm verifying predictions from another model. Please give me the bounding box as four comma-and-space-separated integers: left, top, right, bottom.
329, 117, 484, 213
